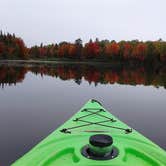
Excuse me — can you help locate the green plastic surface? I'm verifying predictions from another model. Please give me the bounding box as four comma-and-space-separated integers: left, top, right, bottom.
12, 100, 166, 166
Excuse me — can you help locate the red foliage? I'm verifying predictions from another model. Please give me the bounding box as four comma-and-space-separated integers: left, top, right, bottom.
84, 42, 100, 57
68, 44, 76, 57
110, 43, 120, 56
132, 43, 147, 61
58, 44, 68, 57
0, 32, 166, 63
0, 42, 5, 54
39, 47, 47, 57
123, 43, 132, 59
105, 43, 120, 57
15, 38, 27, 58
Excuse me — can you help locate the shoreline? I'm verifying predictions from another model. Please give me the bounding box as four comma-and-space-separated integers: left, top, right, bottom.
0, 59, 122, 65
0, 59, 164, 68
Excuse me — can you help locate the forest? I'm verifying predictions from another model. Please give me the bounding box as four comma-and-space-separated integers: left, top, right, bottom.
0, 31, 166, 63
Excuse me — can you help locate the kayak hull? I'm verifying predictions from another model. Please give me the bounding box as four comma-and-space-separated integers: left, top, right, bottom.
12, 100, 166, 166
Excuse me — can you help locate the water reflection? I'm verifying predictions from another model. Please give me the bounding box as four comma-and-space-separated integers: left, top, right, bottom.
0, 62, 166, 166
0, 62, 166, 88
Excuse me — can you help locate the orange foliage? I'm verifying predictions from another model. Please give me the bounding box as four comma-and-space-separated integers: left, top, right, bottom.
123, 43, 132, 59
58, 44, 68, 57
132, 43, 147, 61
68, 44, 76, 57
84, 42, 100, 57
105, 43, 120, 57
0, 32, 166, 63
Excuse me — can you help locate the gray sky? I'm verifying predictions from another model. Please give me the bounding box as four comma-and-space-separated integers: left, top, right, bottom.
0, 0, 166, 47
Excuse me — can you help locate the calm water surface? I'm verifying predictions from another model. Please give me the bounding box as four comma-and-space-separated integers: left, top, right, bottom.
0, 63, 166, 166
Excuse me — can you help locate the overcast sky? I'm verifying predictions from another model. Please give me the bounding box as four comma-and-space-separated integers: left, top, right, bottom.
0, 0, 166, 47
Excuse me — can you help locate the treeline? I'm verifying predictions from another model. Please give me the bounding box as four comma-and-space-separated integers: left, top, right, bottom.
0, 31, 27, 59
0, 64, 166, 88
0, 31, 166, 63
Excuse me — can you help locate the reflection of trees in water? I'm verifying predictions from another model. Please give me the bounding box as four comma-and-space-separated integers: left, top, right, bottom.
0, 65, 28, 88
0, 63, 166, 89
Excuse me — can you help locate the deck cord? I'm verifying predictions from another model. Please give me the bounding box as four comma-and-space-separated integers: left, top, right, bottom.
60, 107, 132, 134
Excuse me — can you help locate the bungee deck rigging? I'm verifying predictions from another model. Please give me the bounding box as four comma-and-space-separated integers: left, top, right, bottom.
60, 107, 132, 134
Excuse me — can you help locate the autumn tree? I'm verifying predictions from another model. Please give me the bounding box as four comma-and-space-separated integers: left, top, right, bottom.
84, 39, 100, 58
104, 42, 120, 58
123, 42, 133, 59
14, 38, 28, 59
68, 44, 77, 58
58, 42, 69, 57
132, 43, 147, 61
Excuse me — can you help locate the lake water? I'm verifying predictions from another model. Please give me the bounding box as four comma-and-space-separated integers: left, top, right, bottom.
0, 62, 166, 166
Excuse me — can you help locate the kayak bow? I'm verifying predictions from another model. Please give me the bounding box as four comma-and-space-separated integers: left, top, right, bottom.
12, 99, 166, 166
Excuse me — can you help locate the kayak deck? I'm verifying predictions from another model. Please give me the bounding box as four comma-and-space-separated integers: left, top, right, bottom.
12, 99, 166, 166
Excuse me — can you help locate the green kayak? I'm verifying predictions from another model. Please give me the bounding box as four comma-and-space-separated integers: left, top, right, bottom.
12, 99, 166, 166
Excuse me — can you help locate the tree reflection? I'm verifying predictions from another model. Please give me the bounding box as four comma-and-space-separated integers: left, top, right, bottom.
0, 63, 166, 89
